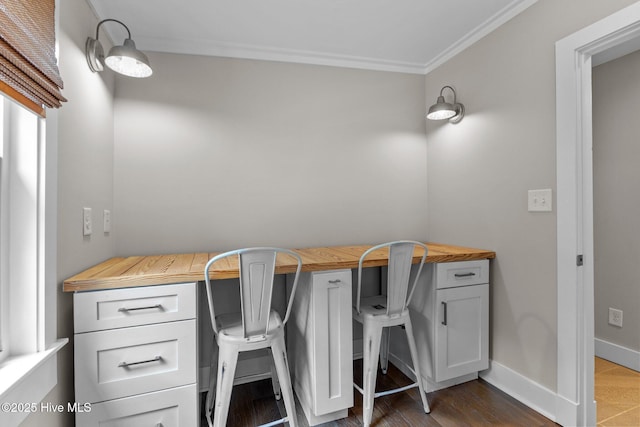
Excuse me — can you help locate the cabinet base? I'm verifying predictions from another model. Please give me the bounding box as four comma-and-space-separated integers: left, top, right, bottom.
299, 400, 348, 426
388, 352, 479, 392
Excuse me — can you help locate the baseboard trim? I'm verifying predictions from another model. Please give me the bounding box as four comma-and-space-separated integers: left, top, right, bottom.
479, 360, 557, 423
595, 338, 640, 372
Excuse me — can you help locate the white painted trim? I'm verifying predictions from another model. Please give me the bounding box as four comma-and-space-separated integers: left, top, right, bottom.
0, 339, 68, 427
387, 352, 477, 393
387, 352, 557, 421
423, 0, 538, 74
91, 1, 537, 75
142, 37, 429, 75
479, 360, 557, 422
555, 3, 640, 426
595, 339, 640, 372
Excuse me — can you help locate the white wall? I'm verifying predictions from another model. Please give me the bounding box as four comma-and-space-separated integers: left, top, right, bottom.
593, 50, 640, 354
21, 0, 117, 425
113, 53, 428, 254
424, 0, 638, 391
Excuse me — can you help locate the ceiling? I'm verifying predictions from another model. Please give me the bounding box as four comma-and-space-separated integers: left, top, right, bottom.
87, 0, 536, 74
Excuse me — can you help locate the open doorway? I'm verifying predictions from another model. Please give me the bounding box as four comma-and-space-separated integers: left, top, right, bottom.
591, 48, 640, 426
555, 3, 640, 426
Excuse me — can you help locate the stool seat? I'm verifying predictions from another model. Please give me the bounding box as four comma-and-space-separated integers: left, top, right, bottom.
216, 311, 284, 344
354, 296, 407, 320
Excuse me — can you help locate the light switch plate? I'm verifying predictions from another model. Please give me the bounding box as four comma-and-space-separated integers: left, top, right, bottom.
103, 209, 111, 233
83, 207, 92, 236
528, 189, 553, 212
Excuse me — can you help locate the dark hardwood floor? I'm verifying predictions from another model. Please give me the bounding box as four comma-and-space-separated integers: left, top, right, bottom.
202, 360, 558, 426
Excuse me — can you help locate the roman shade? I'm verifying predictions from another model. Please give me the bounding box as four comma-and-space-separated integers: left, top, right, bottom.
0, 0, 66, 116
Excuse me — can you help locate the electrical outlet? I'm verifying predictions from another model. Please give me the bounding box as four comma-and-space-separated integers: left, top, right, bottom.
103, 209, 111, 233
83, 207, 92, 236
608, 307, 623, 327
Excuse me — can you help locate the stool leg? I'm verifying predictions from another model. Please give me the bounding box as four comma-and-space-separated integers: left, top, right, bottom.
404, 319, 430, 414
379, 327, 390, 374
269, 349, 282, 400
205, 353, 218, 426
271, 334, 298, 427
212, 343, 239, 427
362, 320, 383, 427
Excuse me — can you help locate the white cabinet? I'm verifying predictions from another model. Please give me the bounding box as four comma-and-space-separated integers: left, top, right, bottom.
76, 384, 198, 427
287, 270, 353, 426
73, 283, 198, 427
434, 280, 488, 382
391, 260, 489, 388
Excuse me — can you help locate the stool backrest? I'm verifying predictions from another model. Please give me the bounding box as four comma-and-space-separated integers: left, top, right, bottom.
204, 247, 302, 338
356, 241, 428, 316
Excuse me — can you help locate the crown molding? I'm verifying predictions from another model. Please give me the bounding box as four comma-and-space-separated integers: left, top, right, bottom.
423, 0, 538, 74
140, 36, 428, 74
91, 0, 538, 75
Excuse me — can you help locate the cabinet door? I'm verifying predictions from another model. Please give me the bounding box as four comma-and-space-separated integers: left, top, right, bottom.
435, 284, 488, 382
311, 270, 354, 416
76, 384, 197, 427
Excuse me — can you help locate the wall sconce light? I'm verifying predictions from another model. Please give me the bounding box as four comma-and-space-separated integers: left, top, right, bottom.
86, 19, 152, 78
426, 85, 464, 124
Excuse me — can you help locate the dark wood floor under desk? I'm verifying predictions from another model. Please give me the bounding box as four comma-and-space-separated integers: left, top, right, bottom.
202, 360, 558, 426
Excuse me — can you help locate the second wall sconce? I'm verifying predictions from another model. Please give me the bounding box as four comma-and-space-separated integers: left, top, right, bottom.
426, 85, 464, 124
86, 19, 153, 78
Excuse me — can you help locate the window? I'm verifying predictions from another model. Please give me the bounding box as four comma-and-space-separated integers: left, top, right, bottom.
0, 94, 43, 361
0, 94, 66, 426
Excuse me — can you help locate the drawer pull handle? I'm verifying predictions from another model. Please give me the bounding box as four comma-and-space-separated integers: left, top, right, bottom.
454, 272, 476, 278
118, 355, 163, 368
118, 304, 163, 312
327, 279, 342, 288
441, 301, 448, 326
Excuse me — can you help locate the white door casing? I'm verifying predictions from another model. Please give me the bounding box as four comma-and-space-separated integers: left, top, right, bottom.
555, 3, 640, 425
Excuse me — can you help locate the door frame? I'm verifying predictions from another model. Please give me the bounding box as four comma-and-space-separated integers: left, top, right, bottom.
555, 3, 640, 425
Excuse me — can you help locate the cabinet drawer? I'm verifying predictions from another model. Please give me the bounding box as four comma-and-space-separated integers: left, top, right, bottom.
75, 384, 198, 427
74, 282, 196, 333
75, 320, 197, 403
435, 260, 488, 289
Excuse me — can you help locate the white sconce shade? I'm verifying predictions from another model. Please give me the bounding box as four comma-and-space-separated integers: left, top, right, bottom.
426, 86, 464, 123
86, 19, 152, 78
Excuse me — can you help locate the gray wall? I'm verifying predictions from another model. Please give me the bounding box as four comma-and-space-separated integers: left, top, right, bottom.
112, 53, 428, 254
593, 50, 640, 353
22, 0, 117, 425
424, 0, 638, 390
26, 0, 640, 425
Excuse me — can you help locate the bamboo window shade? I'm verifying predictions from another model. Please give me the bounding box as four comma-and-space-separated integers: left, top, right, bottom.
0, 0, 66, 116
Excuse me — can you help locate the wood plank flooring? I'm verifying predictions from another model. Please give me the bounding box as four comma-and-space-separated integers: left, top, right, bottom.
595, 357, 640, 427
202, 360, 557, 426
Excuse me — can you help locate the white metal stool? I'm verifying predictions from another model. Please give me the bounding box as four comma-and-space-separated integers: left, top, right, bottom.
353, 241, 431, 427
204, 247, 302, 427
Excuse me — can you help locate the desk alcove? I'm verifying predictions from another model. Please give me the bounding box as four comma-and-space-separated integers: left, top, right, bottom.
64, 242, 495, 426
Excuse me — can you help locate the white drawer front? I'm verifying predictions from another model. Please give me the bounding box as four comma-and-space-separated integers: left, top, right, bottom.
75, 384, 198, 427
74, 282, 196, 333
75, 320, 197, 403
435, 260, 489, 289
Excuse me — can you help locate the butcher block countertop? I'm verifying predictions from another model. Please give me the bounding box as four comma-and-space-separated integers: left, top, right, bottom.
63, 242, 495, 292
